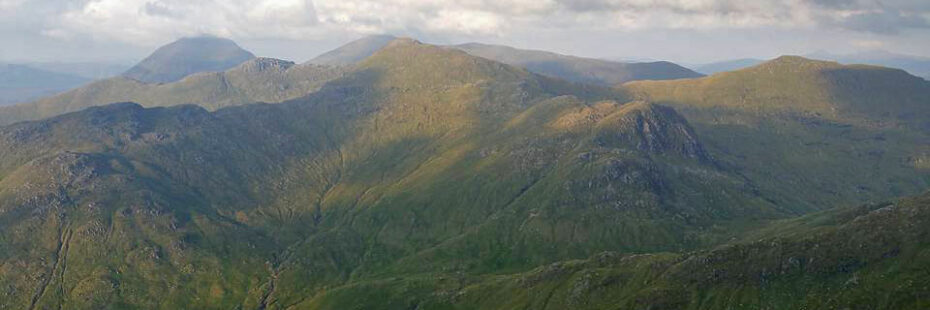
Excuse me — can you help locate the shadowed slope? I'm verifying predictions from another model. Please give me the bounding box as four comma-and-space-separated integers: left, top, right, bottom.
301, 191, 930, 310
0, 39, 780, 309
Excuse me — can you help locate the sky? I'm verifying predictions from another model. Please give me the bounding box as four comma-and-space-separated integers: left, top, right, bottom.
1, 0, 929, 64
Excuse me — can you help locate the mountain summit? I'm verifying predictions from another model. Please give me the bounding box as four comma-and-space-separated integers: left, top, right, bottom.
123, 36, 256, 83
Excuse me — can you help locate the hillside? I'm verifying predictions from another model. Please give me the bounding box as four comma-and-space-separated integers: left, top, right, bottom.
0, 64, 89, 106
302, 191, 930, 309
0, 39, 783, 309
0, 58, 347, 125
123, 36, 256, 84
625, 56, 930, 210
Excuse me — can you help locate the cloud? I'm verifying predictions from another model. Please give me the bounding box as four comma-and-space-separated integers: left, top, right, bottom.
825, 9, 930, 34
18, 0, 930, 47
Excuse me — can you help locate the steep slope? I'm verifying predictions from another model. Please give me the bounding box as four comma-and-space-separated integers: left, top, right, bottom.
625, 56, 930, 210
123, 36, 256, 83
0, 58, 347, 125
302, 191, 930, 310
0, 64, 89, 106
0, 39, 781, 308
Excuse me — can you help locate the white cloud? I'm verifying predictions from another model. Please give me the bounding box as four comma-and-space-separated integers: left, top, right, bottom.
29, 0, 930, 47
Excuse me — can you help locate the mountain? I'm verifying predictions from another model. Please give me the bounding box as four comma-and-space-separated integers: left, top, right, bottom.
0, 39, 782, 309
624, 56, 930, 210
807, 50, 930, 80
308, 34, 398, 66
307, 35, 703, 84
691, 58, 765, 75
123, 36, 256, 84
0, 64, 89, 106
2, 38, 930, 309
0, 57, 347, 125
0, 36, 702, 126
452, 43, 704, 85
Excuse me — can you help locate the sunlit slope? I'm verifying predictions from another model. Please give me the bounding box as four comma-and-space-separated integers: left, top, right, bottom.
0, 39, 779, 309
625, 56, 930, 210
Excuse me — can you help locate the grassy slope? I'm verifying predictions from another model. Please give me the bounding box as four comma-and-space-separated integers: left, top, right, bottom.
1, 43, 929, 309
300, 191, 930, 310
0, 40, 779, 309
625, 56, 930, 211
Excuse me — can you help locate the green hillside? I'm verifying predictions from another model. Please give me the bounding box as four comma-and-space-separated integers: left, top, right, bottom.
625, 56, 930, 210
0, 39, 929, 309
302, 191, 930, 310
0, 39, 780, 309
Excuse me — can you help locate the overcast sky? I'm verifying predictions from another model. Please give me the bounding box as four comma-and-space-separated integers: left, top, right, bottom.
2, 0, 929, 64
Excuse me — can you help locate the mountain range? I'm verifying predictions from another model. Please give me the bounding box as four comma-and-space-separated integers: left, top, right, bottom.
0, 36, 928, 309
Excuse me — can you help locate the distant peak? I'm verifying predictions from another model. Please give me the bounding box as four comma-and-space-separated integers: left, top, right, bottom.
123, 35, 255, 83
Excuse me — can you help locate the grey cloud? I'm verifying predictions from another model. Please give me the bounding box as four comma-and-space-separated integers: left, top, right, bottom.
143, 1, 177, 17
831, 10, 930, 34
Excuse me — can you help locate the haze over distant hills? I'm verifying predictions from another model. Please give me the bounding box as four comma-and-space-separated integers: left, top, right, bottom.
690, 58, 766, 75
122, 36, 256, 83
1, 35, 930, 309
0, 64, 89, 106
28, 61, 131, 80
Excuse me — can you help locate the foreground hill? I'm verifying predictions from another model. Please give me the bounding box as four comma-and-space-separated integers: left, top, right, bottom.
305, 191, 930, 309
123, 36, 256, 83
0, 64, 89, 106
0, 39, 780, 309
